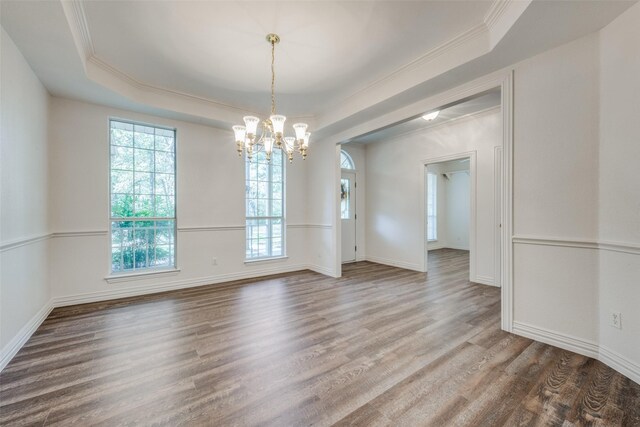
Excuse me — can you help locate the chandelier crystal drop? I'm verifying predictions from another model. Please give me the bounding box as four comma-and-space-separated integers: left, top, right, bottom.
233, 33, 310, 163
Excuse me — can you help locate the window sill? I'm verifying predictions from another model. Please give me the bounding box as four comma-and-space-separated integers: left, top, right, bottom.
244, 256, 289, 265
105, 268, 181, 284
427, 239, 438, 243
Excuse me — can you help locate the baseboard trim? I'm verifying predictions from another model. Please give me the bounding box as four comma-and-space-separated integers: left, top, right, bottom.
513, 321, 639, 385
0, 299, 54, 372
512, 321, 599, 358
599, 346, 640, 386
473, 275, 498, 287
53, 263, 323, 307
365, 256, 423, 272
308, 264, 335, 277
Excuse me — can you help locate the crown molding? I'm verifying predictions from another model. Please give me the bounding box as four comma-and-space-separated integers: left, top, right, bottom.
316, 0, 531, 130
60, 0, 529, 134
60, 0, 94, 70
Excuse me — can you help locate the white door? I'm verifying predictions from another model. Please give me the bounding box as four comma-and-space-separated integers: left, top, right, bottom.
341, 171, 356, 263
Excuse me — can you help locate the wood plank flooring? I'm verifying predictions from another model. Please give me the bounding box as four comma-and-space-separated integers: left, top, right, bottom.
1, 248, 639, 426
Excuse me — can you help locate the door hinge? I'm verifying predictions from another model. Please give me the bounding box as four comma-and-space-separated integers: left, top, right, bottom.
355, 213, 357, 220
355, 245, 357, 251
354, 182, 357, 188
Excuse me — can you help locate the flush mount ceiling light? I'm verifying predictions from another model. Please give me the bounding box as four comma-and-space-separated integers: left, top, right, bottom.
232, 33, 310, 163
422, 110, 440, 121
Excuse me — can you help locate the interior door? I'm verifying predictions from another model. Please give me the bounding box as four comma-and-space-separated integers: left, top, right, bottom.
341, 171, 356, 263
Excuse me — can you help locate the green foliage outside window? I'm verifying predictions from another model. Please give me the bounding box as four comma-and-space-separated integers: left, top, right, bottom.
110, 120, 175, 272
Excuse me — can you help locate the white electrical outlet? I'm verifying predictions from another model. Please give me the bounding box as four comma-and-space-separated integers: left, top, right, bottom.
611, 312, 622, 329
212, 257, 218, 266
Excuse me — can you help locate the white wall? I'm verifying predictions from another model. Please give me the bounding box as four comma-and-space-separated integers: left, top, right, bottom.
340, 144, 366, 261
366, 108, 500, 282
512, 32, 601, 344
0, 28, 51, 367
511, 4, 640, 382
597, 2, 640, 378
305, 139, 339, 276
48, 97, 313, 303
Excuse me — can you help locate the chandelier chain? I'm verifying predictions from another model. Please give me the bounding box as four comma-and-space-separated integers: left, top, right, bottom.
232, 33, 310, 163
271, 39, 276, 115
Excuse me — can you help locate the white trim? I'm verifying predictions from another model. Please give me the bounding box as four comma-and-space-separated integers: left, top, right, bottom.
0, 233, 51, 252
474, 275, 498, 287
513, 322, 640, 386
513, 235, 600, 250
427, 243, 447, 251
422, 151, 477, 280
288, 224, 332, 230
105, 268, 181, 284
176, 224, 334, 232
244, 256, 289, 265
178, 225, 244, 232
308, 263, 335, 277
306, 224, 333, 230
0, 300, 54, 372
513, 235, 640, 255
599, 346, 640, 386
494, 146, 503, 288
600, 241, 640, 255
365, 256, 423, 272
512, 321, 600, 359
501, 71, 514, 333
54, 264, 320, 307
52, 230, 108, 238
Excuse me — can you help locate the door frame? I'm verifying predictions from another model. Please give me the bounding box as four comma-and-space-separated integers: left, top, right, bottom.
332, 71, 513, 333
340, 169, 357, 263
422, 152, 477, 283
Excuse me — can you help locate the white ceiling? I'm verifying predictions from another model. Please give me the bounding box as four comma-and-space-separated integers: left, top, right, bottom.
83, 0, 490, 115
1, 0, 636, 135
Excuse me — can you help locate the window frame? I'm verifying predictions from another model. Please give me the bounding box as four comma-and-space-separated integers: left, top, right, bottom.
340, 150, 355, 170
108, 118, 178, 276
427, 172, 437, 242
245, 149, 286, 261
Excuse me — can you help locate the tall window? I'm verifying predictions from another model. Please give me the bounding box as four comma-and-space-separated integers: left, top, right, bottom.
245, 150, 284, 259
427, 173, 437, 241
109, 119, 176, 273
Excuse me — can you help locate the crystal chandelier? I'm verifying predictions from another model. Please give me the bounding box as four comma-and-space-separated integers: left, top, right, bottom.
232, 33, 310, 163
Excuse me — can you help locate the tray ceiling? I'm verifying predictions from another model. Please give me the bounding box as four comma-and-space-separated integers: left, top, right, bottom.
1, 0, 636, 134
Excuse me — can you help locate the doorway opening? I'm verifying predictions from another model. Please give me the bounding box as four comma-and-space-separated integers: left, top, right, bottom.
334, 75, 512, 331
425, 156, 473, 281
340, 149, 357, 263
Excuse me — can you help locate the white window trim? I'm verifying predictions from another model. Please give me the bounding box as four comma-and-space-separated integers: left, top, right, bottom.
427, 172, 438, 242
105, 267, 181, 284
244, 256, 289, 265
108, 118, 178, 275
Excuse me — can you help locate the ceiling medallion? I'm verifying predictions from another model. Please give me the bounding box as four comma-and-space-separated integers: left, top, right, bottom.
232, 33, 310, 163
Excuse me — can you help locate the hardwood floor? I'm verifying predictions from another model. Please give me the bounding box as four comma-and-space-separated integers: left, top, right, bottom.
1, 248, 639, 426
